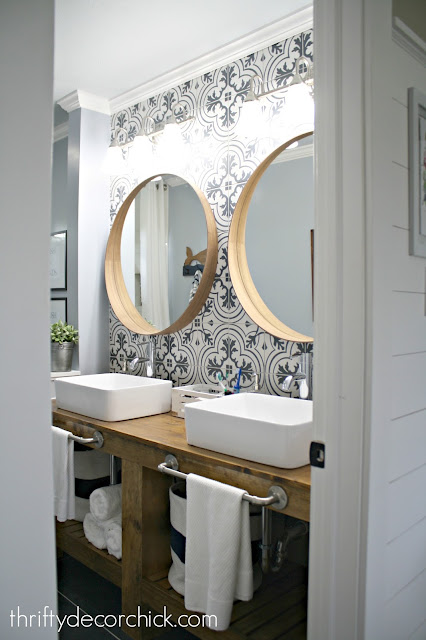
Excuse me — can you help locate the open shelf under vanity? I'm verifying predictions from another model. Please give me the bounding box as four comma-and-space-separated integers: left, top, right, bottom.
56, 519, 307, 640
56, 519, 122, 587
53, 404, 311, 640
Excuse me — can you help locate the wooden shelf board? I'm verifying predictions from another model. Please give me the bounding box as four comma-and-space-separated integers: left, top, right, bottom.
142, 563, 307, 640
56, 520, 122, 588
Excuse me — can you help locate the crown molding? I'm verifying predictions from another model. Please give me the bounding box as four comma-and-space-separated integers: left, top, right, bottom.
57, 90, 111, 115
53, 122, 68, 142
109, 5, 313, 114
392, 17, 426, 67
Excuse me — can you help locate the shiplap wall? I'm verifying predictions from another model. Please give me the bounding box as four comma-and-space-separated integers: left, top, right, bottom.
384, 37, 426, 640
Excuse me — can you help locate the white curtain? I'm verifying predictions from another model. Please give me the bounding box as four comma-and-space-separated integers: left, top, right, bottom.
137, 180, 170, 329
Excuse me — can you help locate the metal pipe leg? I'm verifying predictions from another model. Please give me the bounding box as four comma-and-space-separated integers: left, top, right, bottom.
110, 455, 118, 485
260, 507, 272, 573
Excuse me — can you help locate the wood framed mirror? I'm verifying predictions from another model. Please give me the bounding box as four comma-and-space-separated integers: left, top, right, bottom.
229, 130, 314, 343
105, 173, 218, 335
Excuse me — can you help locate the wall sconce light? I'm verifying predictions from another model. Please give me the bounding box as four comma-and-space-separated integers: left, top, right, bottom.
155, 101, 194, 143
286, 56, 314, 92
129, 116, 156, 173
104, 117, 158, 176
238, 75, 266, 138
238, 55, 314, 138
104, 101, 195, 175
103, 127, 129, 175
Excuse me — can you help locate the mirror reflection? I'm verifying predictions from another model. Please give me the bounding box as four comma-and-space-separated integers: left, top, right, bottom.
245, 135, 314, 338
120, 175, 207, 331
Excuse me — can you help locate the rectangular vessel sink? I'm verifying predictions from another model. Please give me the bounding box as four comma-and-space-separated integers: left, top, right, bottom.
55, 373, 172, 422
184, 393, 313, 469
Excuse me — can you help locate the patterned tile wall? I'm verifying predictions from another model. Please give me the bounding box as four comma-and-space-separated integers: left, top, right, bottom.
109, 29, 314, 397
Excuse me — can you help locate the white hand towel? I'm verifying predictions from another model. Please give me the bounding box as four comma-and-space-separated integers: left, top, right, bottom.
184, 474, 253, 631
51, 426, 75, 522
105, 518, 122, 560
83, 512, 107, 549
89, 484, 122, 521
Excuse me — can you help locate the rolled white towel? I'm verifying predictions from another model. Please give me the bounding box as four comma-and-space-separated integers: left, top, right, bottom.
83, 513, 107, 550
105, 518, 122, 560
89, 484, 122, 521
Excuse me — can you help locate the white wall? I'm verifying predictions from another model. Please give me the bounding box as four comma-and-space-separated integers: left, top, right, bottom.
0, 1, 58, 638
363, 3, 426, 639
51, 138, 68, 234
68, 107, 110, 374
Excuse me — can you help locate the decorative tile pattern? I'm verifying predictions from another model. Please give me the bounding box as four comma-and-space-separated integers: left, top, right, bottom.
155, 332, 199, 386
195, 322, 265, 390
109, 29, 314, 397
110, 175, 135, 226
263, 339, 313, 397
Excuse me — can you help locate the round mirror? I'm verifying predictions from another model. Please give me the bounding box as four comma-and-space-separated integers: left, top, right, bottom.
105, 173, 218, 335
229, 131, 314, 342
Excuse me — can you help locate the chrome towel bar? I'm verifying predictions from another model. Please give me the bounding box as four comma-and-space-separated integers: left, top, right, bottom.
67, 430, 104, 449
157, 454, 288, 510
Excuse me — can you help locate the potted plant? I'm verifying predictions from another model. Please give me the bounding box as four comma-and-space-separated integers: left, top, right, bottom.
51, 320, 79, 372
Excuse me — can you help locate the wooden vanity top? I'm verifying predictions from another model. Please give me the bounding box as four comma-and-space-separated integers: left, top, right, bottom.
52, 402, 311, 521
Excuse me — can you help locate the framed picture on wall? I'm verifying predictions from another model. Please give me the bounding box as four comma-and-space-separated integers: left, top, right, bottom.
50, 298, 67, 324
50, 230, 67, 289
408, 88, 426, 258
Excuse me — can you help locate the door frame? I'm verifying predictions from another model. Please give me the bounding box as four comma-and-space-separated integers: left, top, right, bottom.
308, 0, 369, 637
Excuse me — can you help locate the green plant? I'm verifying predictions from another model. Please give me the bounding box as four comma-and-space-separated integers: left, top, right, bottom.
51, 320, 79, 344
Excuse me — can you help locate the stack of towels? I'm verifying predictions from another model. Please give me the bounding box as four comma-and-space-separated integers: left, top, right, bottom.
83, 484, 122, 559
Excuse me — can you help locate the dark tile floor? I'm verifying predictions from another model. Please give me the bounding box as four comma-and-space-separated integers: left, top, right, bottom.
57, 554, 196, 640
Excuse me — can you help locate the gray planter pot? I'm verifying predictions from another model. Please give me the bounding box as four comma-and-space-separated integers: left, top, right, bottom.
51, 342, 75, 372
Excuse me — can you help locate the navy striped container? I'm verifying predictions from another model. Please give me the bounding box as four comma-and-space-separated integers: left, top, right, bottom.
168, 481, 263, 596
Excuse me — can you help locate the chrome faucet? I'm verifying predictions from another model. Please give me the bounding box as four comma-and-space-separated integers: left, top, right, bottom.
247, 372, 260, 393
282, 353, 312, 400
122, 340, 156, 377
282, 372, 308, 399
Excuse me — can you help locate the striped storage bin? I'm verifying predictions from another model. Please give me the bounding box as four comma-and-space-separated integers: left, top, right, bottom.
74, 444, 121, 521
168, 481, 262, 595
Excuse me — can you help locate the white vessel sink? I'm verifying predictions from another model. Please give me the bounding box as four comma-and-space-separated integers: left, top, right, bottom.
55, 373, 172, 422
184, 393, 313, 469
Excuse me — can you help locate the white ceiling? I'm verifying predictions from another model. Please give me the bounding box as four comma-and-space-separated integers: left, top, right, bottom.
54, 0, 311, 104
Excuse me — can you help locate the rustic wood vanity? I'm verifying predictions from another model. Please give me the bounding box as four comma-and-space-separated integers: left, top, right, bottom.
52, 402, 311, 640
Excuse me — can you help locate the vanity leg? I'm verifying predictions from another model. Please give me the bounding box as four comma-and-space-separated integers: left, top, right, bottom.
122, 459, 143, 639
121, 460, 172, 640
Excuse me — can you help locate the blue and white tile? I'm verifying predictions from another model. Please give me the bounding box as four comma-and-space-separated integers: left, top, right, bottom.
263, 30, 313, 90
110, 174, 136, 225
197, 232, 248, 324
196, 63, 249, 141
109, 322, 135, 372
108, 29, 315, 394
263, 335, 312, 395
155, 331, 200, 386
196, 141, 232, 215
196, 322, 265, 390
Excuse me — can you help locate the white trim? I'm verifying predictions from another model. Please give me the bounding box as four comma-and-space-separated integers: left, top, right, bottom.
109, 6, 313, 114
53, 122, 68, 142
392, 17, 426, 67
57, 90, 111, 115
308, 0, 367, 637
